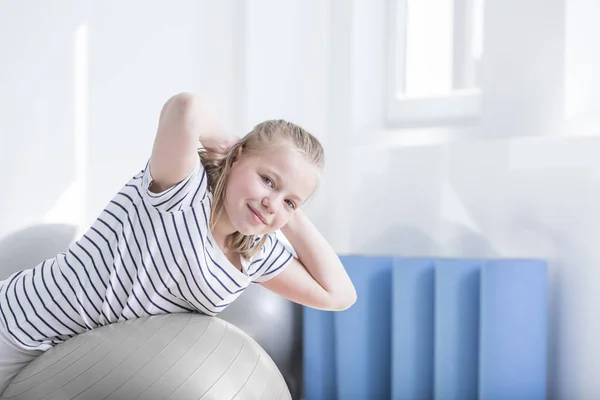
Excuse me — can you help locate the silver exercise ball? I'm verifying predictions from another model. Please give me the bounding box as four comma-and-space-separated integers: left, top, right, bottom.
2, 313, 291, 400
218, 283, 303, 398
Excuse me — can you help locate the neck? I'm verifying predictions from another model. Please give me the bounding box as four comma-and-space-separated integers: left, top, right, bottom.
212, 211, 236, 250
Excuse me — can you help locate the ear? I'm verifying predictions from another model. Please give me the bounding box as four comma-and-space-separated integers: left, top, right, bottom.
230, 144, 244, 166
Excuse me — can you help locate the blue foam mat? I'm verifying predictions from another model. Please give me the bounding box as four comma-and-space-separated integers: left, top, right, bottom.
434, 259, 482, 400
334, 256, 393, 399
302, 256, 547, 400
478, 259, 547, 400
392, 258, 435, 400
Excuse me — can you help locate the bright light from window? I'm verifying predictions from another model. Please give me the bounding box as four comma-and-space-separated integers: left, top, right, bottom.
44, 23, 88, 239
404, 0, 454, 97
401, 0, 484, 98
472, 0, 484, 61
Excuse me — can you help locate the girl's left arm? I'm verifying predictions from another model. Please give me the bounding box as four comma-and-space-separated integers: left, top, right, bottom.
260, 210, 357, 311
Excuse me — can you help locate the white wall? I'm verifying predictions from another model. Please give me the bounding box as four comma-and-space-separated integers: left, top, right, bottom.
342, 1, 600, 399
0, 0, 240, 237
1, 0, 600, 399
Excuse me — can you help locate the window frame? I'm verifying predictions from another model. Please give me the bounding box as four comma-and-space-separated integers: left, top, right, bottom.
386, 0, 482, 126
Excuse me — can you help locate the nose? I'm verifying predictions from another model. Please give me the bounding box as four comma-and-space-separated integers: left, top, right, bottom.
261, 196, 280, 214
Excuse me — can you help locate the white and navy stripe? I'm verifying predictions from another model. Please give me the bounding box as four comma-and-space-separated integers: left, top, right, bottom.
0, 158, 293, 351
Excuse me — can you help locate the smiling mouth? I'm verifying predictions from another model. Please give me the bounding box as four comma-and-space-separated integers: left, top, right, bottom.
248, 205, 267, 225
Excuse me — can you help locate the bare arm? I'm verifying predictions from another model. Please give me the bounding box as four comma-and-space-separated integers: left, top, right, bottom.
148, 92, 230, 193
260, 210, 357, 311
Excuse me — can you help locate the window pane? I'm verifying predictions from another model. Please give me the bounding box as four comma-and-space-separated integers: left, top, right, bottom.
470, 0, 483, 88
404, 0, 454, 97
400, 0, 483, 96
472, 0, 483, 61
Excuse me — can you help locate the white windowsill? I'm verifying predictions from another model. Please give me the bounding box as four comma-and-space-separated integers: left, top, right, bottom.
386, 89, 482, 126
354, 124, 480, 151
355, 112, 600, 152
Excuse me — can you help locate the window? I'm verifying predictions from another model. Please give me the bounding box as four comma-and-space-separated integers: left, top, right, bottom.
387, 0, 484, 125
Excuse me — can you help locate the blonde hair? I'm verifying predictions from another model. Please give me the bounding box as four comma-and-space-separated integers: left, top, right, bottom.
198, 119, 324, 260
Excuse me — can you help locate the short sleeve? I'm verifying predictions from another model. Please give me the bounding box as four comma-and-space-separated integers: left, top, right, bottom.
249, 232, 294, 283
141, 157, 208, 212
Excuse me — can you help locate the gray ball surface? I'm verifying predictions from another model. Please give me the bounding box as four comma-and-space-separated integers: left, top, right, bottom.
2, 313, 291, 400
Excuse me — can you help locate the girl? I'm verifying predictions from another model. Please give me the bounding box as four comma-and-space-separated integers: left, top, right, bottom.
0, 92, 356, 392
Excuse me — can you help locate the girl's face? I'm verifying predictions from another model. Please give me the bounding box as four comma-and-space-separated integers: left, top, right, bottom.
223, 145, 320, 235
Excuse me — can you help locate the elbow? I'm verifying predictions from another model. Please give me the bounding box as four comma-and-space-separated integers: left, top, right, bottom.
330, 289, 357, 311
161, 92, 202, 120
343, 290, 358, 310
337, 298, 357, 312
167, 92, 198, 106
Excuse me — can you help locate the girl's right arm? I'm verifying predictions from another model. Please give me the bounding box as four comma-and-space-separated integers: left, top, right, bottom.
148, 93, 230, 193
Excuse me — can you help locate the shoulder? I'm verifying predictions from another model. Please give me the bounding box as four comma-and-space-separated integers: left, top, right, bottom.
137, 156, 209, 213
247, 232, 294, 282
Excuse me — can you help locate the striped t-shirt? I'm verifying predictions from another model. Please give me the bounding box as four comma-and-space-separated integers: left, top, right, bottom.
0, 157, 293, 351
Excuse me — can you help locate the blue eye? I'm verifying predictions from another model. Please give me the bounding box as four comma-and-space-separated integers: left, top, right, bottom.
285, 200, 296, 209
261, 176, 274, 188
